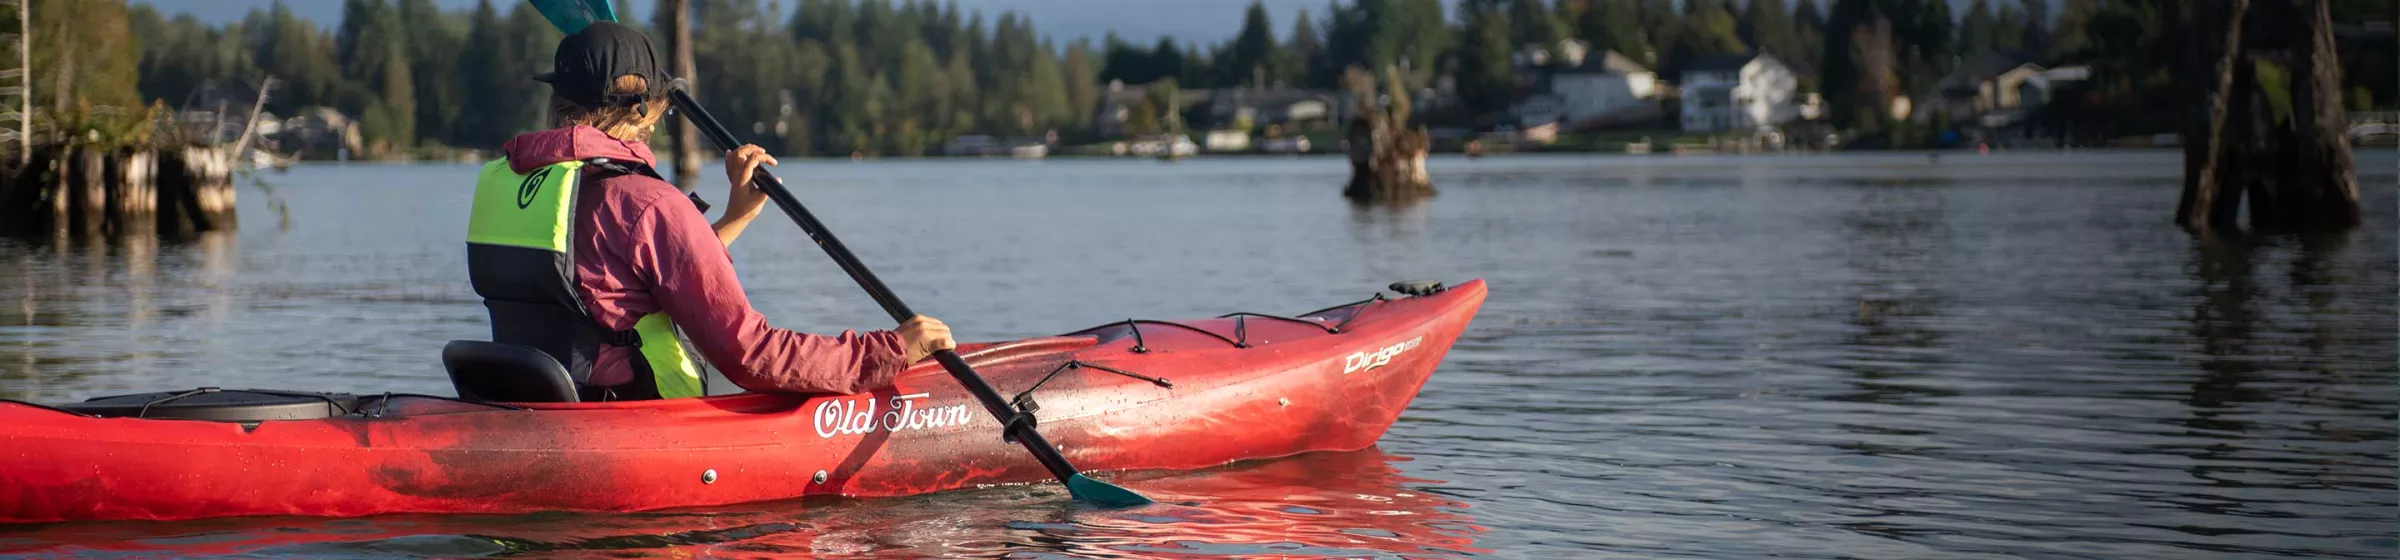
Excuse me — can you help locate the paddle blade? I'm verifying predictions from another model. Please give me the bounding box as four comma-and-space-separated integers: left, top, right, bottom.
1065, 474, 1153, 508
527, 0, 618, 34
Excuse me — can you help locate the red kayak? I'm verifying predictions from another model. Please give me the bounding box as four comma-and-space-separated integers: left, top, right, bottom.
0, 280, 1484, 523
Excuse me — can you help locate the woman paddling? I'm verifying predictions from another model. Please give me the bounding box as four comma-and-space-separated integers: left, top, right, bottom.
463, 21, 952, 401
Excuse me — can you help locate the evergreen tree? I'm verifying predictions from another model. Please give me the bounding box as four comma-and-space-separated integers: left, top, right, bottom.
1741, 0, 1803, 63
1064, 41, 1099, 127
2015, 0, 2048, 57
1960, 0, 1996, 54
1635, 0, 1681, 69
1454, 0, 1514, 114
1795, 0, 1827, 90
1328, 0, 1451, 81
1507, 0, 1564, 65
24, 0, 144, 113
1152, 38, 1188, 88
398, 0, 463, 147
250, 3, 341, 115
131, 7, 260, 110
1226, 1, 1278, 86
1895, 0, 1954, 93
1820, 0, 1955, 131
1025, 39, 1073, 129
336, 0, 414, 151
501, 2, 562, 134
1821, 0, 1876, 130
2048, 0, 2099, 62
1281, 10, 1321, 87
1667, 0, 1747, 75
938, 45, 974, 132
1576, 0, 1644, 65
1993, 2, 2026, 53
456, 0, 513, 149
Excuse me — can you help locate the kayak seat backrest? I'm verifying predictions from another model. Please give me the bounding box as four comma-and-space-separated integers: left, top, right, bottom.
442, 340, 580, 403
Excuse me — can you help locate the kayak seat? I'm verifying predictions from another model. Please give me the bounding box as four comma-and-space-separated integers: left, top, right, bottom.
442, 341, 580, 403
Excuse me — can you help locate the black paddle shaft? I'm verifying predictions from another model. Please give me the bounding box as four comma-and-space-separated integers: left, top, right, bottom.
664, 89, 1084, 483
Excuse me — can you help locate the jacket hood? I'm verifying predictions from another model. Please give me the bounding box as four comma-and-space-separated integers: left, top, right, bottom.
500, 126, 659, 174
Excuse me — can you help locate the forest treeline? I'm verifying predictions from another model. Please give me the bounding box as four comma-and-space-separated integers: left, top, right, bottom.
16, 0, 2390, 157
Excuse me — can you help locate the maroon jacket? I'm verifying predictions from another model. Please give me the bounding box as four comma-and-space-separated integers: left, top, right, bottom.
499, 126, 908, 394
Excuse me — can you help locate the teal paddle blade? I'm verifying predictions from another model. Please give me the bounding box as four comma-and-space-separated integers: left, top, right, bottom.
528, 0, 618, 34
1065, 474, 1153, 508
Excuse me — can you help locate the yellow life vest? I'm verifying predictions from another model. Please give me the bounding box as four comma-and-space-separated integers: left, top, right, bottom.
464, 158, 703, 399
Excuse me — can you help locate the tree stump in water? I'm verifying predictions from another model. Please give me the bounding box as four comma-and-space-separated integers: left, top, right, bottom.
2177, 0, 2360, 233
2270, 0, 2359, 229
1, 144, 237, 238
1341, 66, 1433, 204
156, 146, 239, 236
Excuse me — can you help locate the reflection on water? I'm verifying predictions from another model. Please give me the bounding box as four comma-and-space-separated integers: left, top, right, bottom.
0, 152, 2395, 558
0, 231, 239, 398
0, 449, 1477, 559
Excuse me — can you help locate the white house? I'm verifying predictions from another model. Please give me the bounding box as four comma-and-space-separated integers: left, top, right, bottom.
1204, 88, 1340, 130
1511, 51, 1659, 129
1548, 51, 1658, 125
1932, 55, 2096, 128
1512, 94, 1567, 128
1203, 129, 1252, 152
1679, 54, 1800, 134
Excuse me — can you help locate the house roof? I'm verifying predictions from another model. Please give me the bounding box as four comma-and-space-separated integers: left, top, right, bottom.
1564, 50, 1650, 75
1211, 88, 1337, 108
1101, 82, 1214, 108
1683, 54, 1758, 72
1102, 83, 1149, 105
1939, 51, 2037, 89
2039, 66, 2091, 81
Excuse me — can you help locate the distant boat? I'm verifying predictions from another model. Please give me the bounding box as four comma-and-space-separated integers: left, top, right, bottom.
1259, 136, 1311, 154
1126, 135, 1196, 159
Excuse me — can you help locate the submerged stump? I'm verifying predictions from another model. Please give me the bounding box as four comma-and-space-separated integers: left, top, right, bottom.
2, 144, 237, 238
1341, 66, 1434, 205
2177, 0, 2360, 233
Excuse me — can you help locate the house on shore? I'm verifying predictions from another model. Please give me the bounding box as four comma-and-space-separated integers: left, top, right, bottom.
1201, 87, 1341, 135
1513, 50, 1662, 130
1934, 53, 2092, 130
1678, 54, 1800, 134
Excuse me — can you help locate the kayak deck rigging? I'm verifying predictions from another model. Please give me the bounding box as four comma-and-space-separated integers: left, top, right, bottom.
1064, 290, 1395, 353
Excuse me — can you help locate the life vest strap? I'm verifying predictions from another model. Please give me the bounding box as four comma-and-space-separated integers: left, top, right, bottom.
602, 325, 642, 348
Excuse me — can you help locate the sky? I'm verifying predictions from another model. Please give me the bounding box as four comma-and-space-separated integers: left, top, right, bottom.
132, 0, 1320, 45
134, 1, 2036, 46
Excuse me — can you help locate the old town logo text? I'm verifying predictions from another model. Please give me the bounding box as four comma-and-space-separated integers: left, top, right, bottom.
814, 393, 974, 438
1342, 336, 1424, 374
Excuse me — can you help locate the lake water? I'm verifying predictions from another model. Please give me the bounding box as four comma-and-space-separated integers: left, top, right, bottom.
2, 151, 2394, 558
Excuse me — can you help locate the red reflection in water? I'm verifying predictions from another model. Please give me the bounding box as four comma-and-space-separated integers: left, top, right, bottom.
0, 447, 1484, 558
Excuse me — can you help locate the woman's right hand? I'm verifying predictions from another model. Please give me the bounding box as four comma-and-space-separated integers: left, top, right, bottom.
896, 315, 956, 363
721, 144, 776, 221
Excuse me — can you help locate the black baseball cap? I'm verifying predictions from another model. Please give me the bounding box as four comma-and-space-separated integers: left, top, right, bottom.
533, 22, 668, 108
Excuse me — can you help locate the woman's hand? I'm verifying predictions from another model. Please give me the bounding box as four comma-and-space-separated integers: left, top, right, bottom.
713, 144, 777, 246
896, 315, 956, 363
722, 144, 775, 220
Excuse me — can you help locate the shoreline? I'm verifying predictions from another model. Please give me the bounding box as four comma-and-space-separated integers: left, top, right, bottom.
271, 146, 2212, 166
